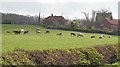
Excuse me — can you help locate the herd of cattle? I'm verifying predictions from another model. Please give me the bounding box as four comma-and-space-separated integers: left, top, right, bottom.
70, 32, 112, 38
6, 28, 112, 39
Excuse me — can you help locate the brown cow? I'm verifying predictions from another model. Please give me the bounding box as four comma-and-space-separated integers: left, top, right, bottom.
77, 33, 84, 37
36, 28, 41, 34
36, 30, 41, 34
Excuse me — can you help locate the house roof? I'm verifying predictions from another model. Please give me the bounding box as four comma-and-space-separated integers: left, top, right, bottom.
45, 16, 66, 20
105, 18, 118, 25
44, 15, 67, 23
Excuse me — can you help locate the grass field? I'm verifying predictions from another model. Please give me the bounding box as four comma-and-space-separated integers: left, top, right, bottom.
2, 24, 118, 52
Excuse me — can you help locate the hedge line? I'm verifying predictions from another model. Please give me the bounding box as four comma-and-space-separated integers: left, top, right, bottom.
45, 27, 119, 35
1, 44, 120, 66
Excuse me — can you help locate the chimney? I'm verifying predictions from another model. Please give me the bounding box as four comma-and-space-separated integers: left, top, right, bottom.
51, 14, 53, 16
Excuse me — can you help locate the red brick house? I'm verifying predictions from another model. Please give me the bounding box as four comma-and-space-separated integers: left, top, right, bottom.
100, 16, 118, 31
43, 14, 68, 26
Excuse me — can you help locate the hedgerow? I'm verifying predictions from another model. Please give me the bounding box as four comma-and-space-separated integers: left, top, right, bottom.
80, 48, 103, 65
1, 44, 119, 66
94, 44, 118, 64
1, 51, 35, 66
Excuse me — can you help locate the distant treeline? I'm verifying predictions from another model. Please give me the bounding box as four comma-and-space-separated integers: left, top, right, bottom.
1, 13, 42, 25
1, 12, 119, 35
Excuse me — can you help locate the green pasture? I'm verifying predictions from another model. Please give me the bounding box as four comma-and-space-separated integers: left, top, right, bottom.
1, 24, 118, 52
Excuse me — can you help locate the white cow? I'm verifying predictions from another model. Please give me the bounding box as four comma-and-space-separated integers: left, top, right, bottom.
20, 29, 25, 33
99, 35, 104, 39
108, 35, 112, 38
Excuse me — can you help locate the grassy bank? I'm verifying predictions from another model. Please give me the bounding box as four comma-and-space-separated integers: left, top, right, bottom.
2, 24, 118, 52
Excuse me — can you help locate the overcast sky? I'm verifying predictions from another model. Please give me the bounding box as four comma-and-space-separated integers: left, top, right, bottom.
0, 0, 119, 19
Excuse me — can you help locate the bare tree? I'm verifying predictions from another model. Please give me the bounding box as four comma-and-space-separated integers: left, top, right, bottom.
38, 12, 40, 24
82, 12, 90, 23
91, 10, 96, 23
97, 8, 110, 13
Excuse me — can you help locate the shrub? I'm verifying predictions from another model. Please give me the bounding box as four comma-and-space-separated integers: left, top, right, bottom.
117, 44, 120, 61
1, 51, 35, 66
27, 48, 104, 65
80, 48, 103, 65
94, 44, 118, 64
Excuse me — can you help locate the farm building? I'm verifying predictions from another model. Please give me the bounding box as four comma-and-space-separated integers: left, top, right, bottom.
95, 13, 118, 31
43, 14, 68, 27
95, 12, 112, 23
104, 17, 118, 28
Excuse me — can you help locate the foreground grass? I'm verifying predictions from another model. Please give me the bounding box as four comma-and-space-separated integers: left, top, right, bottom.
2, 24, 118, 52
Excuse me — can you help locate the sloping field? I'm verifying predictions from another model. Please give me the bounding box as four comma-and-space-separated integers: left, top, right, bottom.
2, 24, 118, 52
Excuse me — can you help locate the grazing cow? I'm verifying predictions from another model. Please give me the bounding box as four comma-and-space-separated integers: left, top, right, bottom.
56, 33, 62, 36
99, 36, 104, 39
77, 33, 84, 37
46, 30, 50, 34
20, 29, 25, 33
13, 30, 21, 34
108, 35, 112, 38
91, 36, 95, 38
6, 31, 10, 33
71, 32, 76, 36
103, 35, 105, 37
36, 30, 41, 34
36, 28, 41, 34
24, 30, 28, 34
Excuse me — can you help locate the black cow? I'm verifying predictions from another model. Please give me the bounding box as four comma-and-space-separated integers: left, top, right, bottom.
71, 32, 76, 36
6, 31, 10, 33
57, 33, 62, 36
99, 36, 104, 39
46, 30, 50, 34
13, 30, 21, 34
91, 36, 95, 38
24, 30, 28, 34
